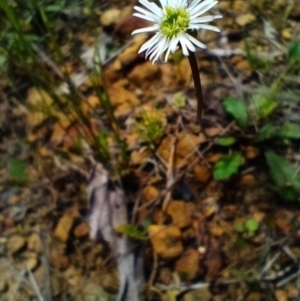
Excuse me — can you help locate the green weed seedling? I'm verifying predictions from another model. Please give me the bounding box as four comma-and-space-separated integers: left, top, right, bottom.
213, 153, 243, 180
235, 218, 260, 237
136, 110, 164, 150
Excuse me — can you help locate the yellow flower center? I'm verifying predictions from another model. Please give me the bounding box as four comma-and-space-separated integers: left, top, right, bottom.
160, 7, 189, 38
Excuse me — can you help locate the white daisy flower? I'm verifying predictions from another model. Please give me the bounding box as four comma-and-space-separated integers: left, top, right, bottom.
131, 0, 222, 63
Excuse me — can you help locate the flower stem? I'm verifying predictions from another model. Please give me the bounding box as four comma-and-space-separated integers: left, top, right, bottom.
188, 51, 208, 137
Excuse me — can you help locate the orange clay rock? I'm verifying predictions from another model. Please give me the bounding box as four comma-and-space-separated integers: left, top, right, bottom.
166, 201, 195, 229
175, 247, 200, 280
149, 225, 183, 259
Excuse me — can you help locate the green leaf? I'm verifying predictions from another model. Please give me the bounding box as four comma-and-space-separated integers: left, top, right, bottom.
213, 153, 243, 180
278, 123, 300, 139
245, 218, 259, 234
8, 159, 28, 181
223, 98, 248, 128
235, 223, 245, 233
248, 86, 278, 120
288, 41, 300, 64
257, 123, 278, 141
45, 3, 65, 12
172, 92, 186, 108
265, 151, 300, 201
116, 223, 146, 240
216, 136, 236, 146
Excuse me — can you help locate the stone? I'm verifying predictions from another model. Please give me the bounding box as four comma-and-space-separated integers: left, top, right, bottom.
108, 84, 140, 108
100, 8, 121, 27
236, 59, 250, 71
7, 235, 26, 254
128, 61, 161, 87
25, 256, 39, 271
27, 233, 42, 253
235, 14, 256, 27
274, 289, 289, 301
54, 214, 75, 242
244, 146, 260, 159
282, 28, 292, 40
118, 35, 148, 66
73, 223, 89, 238
166, 201, 195, 229
142, 185, 160, 203
53, 253, 70, 270
194, 164, 211, 183
175, 247, 200, 280
182, 287, 212, 301
63, 266, 82, 287
149, 225, 183, 259
158, 268, 173, 284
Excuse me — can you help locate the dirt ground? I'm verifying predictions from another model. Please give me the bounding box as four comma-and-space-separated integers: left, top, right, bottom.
1, 0, 300, 300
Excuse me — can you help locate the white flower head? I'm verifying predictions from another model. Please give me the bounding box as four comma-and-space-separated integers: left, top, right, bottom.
132, 0, 222, 63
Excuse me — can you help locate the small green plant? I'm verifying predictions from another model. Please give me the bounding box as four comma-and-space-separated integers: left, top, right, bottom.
8, 159, 28, 182
265, 150, 300, 201
235, 218, 260, 236
230, 267, 258, 282
215, 136, 236, 146
136, 110, 164, 149
172, 92, 186, 108
222, 97, 248, 128
116, 223, 147, 240
245, 41, 273, 72
213, 153, 243, 180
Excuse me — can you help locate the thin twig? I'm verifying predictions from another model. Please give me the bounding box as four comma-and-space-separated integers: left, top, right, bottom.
27, 268, 44, 301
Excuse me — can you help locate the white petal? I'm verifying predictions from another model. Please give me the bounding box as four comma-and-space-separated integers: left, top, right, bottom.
170, 37, 179, 53
164, 44, 173, 62
159, 0, 168, 7
131, 25, 160, 35
139, 0, 164, 17
188, 0, 202, 11
180, 33, 196, 52
149, 38, 167, 62
186, 34, 207, 49
190, 15, 221, 24
189, 1, 218, 17
194, 24, 221, 32
138, 33, 161, 53
133, 6, 161, 22
133, 12, 158, 22
177, 0, 188, 7
179, 35, 189, 56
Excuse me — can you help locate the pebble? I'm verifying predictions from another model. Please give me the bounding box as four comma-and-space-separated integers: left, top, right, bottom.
235, 13, 256, 26
27, 233, 42, 253
100, 8, 121, 27
7, 235, 26, 254
73, 223, 89, 238
149, 225, 183, 259
54, 214, 75, 242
